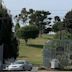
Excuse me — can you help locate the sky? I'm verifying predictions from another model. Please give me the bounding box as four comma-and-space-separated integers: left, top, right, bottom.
3, 0, 72, 19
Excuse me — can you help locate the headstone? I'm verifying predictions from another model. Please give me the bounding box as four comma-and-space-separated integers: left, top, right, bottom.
51, 59, 60, 69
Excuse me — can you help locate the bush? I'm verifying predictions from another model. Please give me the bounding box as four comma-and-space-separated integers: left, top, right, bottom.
54, 30, 72, 40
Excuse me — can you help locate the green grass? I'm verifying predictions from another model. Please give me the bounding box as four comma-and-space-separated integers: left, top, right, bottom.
42, 34, 55, 40
17, 34, 54, 65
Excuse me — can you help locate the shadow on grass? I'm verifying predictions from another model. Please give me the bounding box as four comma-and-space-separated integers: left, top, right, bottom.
27, 44, 43, 49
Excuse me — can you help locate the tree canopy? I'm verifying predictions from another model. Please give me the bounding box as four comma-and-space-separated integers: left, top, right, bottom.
52, 11, 72, 40
52, 21, 64, 32
15, 8, 52, 34
16, 25, 39, 44
53, 11, 72, 33
54, 16, 61, 22
63, 10, 72, 33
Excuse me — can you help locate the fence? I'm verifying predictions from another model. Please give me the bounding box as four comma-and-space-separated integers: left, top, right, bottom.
43, 39, 72, 68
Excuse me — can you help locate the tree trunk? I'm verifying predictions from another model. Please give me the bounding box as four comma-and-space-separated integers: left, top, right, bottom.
25, 39, 28, 45
0, 44, 3, 70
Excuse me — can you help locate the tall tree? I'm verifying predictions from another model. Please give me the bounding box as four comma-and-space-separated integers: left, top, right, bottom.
15, 8, 52, 34
15, 23, 20, 32
53, 16, 63, 39
54, 16, 61, 23
63, 10, 72, 33
52, 21, 63, 32
0, 4, 19, 63
15, 8, 28, 25
29, 10, 51, 34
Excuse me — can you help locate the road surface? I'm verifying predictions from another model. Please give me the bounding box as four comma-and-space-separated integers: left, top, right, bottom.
1, 67, 38, 72
1, 67, 72, 72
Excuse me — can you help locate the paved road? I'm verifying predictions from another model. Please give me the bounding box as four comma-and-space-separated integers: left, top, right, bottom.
22, 67, 38, 72
2, 67, 38, 72
38, 71, 72, 72
2, 67, 72, 72
2, 70, 72, 72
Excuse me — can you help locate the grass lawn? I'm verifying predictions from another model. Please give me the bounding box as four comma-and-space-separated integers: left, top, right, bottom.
17, 34, 54, 65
